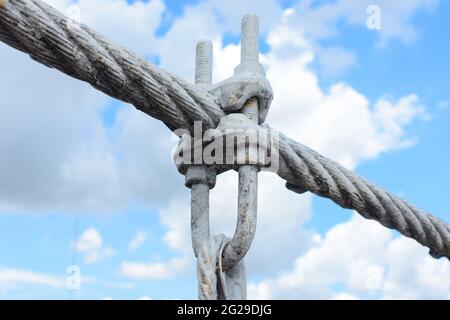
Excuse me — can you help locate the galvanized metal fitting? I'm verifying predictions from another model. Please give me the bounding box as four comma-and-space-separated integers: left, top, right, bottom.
185, 165, 216, 189
173, 113, 274, 174
175, 40, 217, 189
195, 40, 213, 90
174, 15, 269, 300
208, 15, 273, 124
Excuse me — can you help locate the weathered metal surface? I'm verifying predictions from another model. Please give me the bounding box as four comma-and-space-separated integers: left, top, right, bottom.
220, 16, 264, 273
189, 42, 218, 300
222, 99, 259, 272
179, 15, 269, 300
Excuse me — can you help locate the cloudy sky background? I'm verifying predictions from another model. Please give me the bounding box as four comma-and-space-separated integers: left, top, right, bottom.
0, 0, 449, 299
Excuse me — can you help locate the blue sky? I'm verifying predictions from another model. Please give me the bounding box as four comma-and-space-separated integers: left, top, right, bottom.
0, 0, 449, 299
313, 1, 450, 231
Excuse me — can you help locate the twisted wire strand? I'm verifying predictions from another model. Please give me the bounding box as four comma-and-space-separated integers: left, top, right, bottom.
1, 0, 449, 260
278, 133, 450, 259
0, 0, 224, 132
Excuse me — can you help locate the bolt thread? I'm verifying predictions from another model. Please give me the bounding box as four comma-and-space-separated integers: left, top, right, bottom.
195, 40, 213, 86
241, 14, 259, 63
242, 97, 258, 123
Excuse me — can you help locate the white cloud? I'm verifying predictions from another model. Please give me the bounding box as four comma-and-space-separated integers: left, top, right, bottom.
211, 171, 315, 274
128, 231, 148, 252
262, 20, 428, 169
248, 214, 450, 299
120, 258, 187, 280
102, 281, 134, 290
157, 169, 315, 276
159, 196, 192, 255
0, 267, 65, 293
0, 41, 115, 212
272, 1, 439, 75
332, 292, 360, 300
316, 46, 357, 77
290, 0, 439, 45
73, 227, 116, 264
157, 2, 222, 80
0, 0, 185, 213
437, 100, 449, 110
382, 237, 450, 299
43, 0, 165, 56
157, 0, 282, 80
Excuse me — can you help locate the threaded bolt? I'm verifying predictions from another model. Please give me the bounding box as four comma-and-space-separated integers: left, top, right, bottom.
241, 14, 259, 64
195, 40, 213, 87
242, 97, 259, 123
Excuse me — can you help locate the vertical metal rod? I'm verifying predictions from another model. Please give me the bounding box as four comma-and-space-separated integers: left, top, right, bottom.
222, 15, 260, 271
190, 183, 210, 257
195, 40, 213, 89
240, 14, 259, 64
191, 40, 213, 258
190, 40, 216, 300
